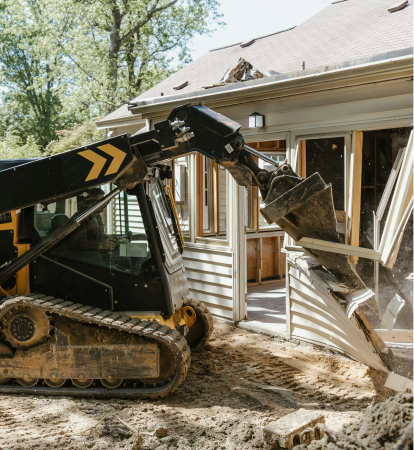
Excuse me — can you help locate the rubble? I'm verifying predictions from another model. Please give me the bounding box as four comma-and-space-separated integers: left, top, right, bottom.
203, 57, 264, 88
263, 408, 325, 449
293, 392, 413, 449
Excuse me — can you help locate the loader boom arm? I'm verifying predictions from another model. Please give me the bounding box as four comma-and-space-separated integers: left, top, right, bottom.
0, 104, 298, 216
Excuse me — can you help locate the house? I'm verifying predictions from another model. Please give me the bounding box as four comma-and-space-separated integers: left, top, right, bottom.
97, 0, 413, 372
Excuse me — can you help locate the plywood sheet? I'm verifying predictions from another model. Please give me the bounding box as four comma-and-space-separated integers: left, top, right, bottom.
262, 237, 276, 279
247, 239, 257, 281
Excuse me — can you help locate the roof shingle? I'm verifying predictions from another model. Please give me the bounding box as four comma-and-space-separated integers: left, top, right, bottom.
99, 0, 412, 125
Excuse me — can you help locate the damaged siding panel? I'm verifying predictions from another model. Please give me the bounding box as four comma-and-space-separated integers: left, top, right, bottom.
183, 246, 233, 320
287, 257, 387, 371
379, 130, 414, 267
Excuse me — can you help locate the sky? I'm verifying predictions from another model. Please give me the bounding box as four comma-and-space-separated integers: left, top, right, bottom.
189, 0, 335, 61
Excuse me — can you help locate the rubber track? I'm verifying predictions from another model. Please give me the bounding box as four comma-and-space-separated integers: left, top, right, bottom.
185, 298, 214, 352
0, 294, 191, 399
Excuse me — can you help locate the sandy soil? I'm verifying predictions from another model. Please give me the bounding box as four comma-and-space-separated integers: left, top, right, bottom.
0, 320, 395, 450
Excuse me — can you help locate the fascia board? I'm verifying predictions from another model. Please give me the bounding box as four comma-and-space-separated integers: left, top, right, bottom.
96, 115, 145, 129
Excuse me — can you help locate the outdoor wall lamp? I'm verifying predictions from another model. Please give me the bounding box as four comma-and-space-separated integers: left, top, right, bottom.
248, 112, 265, 128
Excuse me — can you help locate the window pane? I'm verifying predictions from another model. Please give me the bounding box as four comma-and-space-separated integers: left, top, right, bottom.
35, 187, 151, 276
218, 165, 227, 235
174, 156, 189, 235
305, 138, 345, 211
203, 157, 212, 231
149, 177, 181, 266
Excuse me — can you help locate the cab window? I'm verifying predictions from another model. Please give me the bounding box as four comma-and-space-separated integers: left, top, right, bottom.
33, 187, 151, 276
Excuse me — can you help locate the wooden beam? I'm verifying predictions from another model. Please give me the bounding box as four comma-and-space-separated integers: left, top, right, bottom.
277, 236, 282, 279
299, 140, 306, 178
256, 237, 262, 284
196, 153, 204, 237
252, 156, 259, 230
355, 308, 387, 352
350, 131, 363, 264
298, 237, 381, 260
171, 159, 175, 200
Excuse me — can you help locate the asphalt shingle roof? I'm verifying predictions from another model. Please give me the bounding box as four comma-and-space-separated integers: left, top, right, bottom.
99, 0, 412, 125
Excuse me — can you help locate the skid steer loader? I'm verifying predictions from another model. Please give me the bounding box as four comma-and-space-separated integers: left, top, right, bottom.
0, 104, 379, 398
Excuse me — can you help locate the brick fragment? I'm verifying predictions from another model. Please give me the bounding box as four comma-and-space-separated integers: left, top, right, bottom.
263, 408, 325, 449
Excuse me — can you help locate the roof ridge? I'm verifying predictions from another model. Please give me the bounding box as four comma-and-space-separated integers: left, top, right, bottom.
209, 26, 297, 53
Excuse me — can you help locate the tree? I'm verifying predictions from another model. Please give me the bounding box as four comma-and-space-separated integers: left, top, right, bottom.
0, 0, 222, 150
0, 0, 72, 148
57, 0, 222, 113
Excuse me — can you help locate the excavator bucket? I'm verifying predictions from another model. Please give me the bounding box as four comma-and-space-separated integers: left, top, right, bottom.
260, 169, 367, 293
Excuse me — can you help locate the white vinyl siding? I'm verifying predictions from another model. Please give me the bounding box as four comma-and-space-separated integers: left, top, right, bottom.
111, 192, 145, 235
286, 255, 387, 371
183, 246, 233, 321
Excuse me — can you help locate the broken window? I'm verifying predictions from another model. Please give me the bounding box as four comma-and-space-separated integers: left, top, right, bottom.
357, 127, 413, 331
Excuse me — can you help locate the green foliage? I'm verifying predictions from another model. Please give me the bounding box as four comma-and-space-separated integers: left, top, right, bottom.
0, 0, 73, 148
55, 0, 223, 113
0, 133, 42, 160
45, 122, 104, 155
0, 0, 223, 154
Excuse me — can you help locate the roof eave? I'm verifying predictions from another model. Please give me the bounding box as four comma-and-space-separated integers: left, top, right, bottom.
95, 113, 145, 129
128, 48, 413, 117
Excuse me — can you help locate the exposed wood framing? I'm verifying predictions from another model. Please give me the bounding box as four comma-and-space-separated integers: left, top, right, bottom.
212, 161, 219, 234
251, 156, 259, 231
170, 159, 175, 200
196, 153, 204, 237
377, 330, 413, 343
299, 140, 306, 177
349, 131, 363, 264
256, 237, 262, 284
354, 308, 387, 352
247, 233, 286, 284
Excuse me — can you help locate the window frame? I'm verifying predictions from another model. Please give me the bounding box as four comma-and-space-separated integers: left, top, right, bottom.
244, 141, 287, 234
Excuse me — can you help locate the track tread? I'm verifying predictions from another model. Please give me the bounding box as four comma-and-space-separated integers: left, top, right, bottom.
185, 298, 214, 352
0, 295, 191, 399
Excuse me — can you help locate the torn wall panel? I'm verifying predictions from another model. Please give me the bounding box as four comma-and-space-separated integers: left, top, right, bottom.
287, 254, 388, 372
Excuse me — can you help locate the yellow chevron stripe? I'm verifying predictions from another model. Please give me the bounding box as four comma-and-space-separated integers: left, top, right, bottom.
78, 150, 107, 181
98, 144, 127, 176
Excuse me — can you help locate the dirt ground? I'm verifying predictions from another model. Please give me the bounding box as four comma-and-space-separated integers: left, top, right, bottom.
0, 320, 397, 450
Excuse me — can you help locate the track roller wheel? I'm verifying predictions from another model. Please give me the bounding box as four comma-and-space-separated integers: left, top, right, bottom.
17, 377, 39, 387
0, 378, 10, 385
72, 379, 94, 388
1, 306, 52, 350
45, 378, 66, 388
101, 377, 123, 389
185, 298, 213, 352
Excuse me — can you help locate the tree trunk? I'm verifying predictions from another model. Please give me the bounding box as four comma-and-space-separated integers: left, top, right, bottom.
108, 5, 122, 112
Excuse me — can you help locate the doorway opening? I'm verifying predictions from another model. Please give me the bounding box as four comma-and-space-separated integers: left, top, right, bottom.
243, 140, 288, 335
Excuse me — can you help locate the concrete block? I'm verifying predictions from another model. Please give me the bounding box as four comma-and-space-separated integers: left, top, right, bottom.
263, 409, 325, 449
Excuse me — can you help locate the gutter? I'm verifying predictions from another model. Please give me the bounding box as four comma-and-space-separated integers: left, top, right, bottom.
96, 114, 145, 130
128, 48, 413, 117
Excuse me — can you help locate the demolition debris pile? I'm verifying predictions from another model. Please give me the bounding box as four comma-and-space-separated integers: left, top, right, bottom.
296, 392, 413, 450
203, 57, 267, 88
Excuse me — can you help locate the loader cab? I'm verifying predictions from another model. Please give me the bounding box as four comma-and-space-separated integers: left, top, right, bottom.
18, 171, 187, 317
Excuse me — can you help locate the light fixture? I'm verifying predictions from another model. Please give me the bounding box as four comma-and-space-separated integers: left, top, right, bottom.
248, 112, 265, 128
